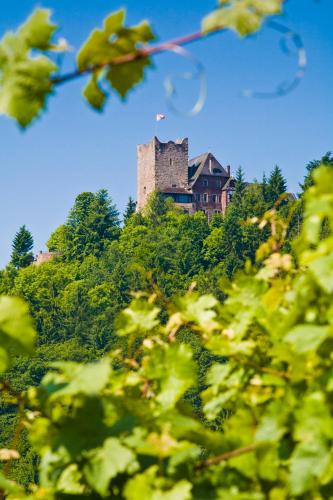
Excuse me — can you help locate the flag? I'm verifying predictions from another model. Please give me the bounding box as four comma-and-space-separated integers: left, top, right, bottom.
156, 113, 166, 122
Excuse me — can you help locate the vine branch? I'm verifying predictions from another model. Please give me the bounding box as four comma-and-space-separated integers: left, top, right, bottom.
51, 27, 224, 86
197, 443, 258, 469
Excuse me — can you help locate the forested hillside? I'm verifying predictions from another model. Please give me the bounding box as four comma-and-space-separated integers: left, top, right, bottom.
0, 156, 331, 488
1, 1, 333, 497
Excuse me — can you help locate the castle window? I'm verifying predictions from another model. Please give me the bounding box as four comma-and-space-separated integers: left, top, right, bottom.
203, 179, 208, 187
196, 193, 201, 202
203, 193, 208, 203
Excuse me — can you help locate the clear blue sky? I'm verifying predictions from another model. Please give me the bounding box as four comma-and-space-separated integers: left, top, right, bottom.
1, 0, 332, 266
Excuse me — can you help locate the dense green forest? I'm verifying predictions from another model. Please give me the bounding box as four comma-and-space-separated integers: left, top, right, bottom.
2, 2, 333, 498
0, 155, 332, 491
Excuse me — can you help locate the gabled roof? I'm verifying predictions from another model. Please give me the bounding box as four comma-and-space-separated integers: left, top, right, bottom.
188, 152, 229, 186
221, 177, 236, 191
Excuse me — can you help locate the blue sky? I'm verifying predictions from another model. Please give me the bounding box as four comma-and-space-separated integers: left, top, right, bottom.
0, 0, 332, 266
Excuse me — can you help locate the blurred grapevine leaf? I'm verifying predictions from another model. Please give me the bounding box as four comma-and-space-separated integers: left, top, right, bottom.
0, 296, 36, 371
202, 0, 284, 36
0, 9, 58, 127
78, 9, 155, 109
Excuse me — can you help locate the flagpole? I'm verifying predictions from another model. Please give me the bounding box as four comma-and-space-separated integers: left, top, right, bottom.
155, 113, 166, 138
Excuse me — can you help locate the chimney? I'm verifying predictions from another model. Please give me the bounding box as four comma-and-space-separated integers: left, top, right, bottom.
227, 165, 231, 176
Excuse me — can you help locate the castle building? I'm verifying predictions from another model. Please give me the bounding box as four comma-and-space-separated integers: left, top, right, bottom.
137, 137, 235, 217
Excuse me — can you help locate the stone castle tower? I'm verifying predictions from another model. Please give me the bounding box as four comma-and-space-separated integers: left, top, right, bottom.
137, 137, 189, 210
137, 137, 234, 217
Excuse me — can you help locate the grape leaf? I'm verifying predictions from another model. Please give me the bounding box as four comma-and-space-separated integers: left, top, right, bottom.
42, 359, 111, 398
18, 8, 57, 50
0, 9, 58, 127
78, 10, 155, 108
83, 75, 107, 111
289, 440, 330, 496
202, 0, 283, 36
106, 58, 151, 100
284, 325, 330, 354
116, 299, 160, 336
143, 343, 196, 410
0, 296, 36, 370
83, 438, 137, 496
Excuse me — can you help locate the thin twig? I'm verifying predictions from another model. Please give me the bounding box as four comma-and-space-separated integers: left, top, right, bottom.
197, 443, 258, 469
51, 27, 224, 86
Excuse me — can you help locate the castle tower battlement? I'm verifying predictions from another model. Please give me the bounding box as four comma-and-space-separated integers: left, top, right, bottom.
137, 136, 188, 210
137, 136, 234, 217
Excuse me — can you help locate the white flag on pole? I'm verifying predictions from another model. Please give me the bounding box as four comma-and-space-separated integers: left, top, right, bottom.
156, 113, 166, 122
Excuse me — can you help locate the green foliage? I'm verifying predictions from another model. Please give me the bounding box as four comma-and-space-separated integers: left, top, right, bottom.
11, 225, 34, 269
300, 151, 333, 192
78, 9, 155, 109
266, 165, 287, 205
202, 0, 284, 36
0, 1, 287, 127
124, 197, 137, 224
0, 9, 58, 127
48, 189, 120, 261
0, 296, 35, 371
2, 166, 333, 498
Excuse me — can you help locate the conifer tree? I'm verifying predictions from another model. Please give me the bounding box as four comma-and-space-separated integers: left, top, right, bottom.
11, 225, 34, 269
267, 165, 287, 204
233, 166, 246, 201
49, 190, 120, 260
123, 197, 137, 224
143, 192, 170, 224
300, 152, 333, 192
261, 172, 268, 203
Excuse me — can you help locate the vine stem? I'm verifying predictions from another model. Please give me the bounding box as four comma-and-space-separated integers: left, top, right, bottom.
197, 443, 258, 469
51, 27, 224, 86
